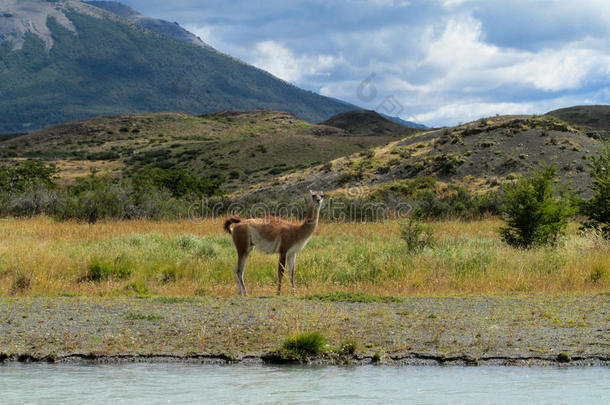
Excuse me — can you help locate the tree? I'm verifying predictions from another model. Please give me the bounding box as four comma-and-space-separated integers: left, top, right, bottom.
499, 166, 574, 248
583, 142, 610, 237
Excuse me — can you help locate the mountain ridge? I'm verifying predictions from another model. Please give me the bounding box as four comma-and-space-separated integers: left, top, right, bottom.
84, 1, 213, 50
0, 0, 357, 133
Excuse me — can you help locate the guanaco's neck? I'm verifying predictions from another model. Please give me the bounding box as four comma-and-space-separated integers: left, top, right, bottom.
299, 203, 321, 235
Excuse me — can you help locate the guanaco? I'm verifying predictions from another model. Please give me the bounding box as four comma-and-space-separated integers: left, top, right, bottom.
224, 191, 324, 296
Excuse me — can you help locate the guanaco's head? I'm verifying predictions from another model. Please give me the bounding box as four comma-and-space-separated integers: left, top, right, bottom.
309, 190, 325, 206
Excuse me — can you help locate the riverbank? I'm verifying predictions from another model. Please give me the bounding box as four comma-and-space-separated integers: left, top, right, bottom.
1, 295, 608, 366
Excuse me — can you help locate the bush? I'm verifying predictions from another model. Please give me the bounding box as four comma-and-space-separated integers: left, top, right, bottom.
132, 167, 224, 198
400, 220, 434, 253
499, 166, 574, 248
0, 160, 58, 193
83, 257, 132, 282
411, 186, 499, 220
582, 142, 610, 237
282, 332, 326, 360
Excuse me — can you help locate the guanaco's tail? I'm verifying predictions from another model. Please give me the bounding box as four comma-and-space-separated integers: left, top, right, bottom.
224, 217, 242, 234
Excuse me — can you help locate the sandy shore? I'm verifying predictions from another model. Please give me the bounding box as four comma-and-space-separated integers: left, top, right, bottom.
1, 295, 608, 366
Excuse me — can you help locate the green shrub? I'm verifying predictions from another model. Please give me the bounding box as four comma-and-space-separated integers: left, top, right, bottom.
0, 160, 58, 193
413, 185, 483, 219
83, 257, 132, 281
132, 167, 223, 198
282, 332, 326, 360
499, 166, 575, 248
400, 220, 435, 253
582, 142, 610, 237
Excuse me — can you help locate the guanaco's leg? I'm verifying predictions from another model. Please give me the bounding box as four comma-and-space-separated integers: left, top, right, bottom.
234, 252, 248, 296
287, 253, 296, 295
232, 226, 251, 296
277, 253, 287, 295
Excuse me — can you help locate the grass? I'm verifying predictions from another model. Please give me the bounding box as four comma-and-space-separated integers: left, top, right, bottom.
303, 292, 401, 303
0, 217, 608, 297
281, 332, 326, 360
123, 312, 164, 322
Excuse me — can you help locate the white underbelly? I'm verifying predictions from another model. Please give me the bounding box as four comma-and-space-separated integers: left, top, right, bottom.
249, 228, 281, 254
288, 236, 311, 255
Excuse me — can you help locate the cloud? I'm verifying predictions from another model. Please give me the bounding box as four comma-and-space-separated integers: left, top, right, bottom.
249, 41, 343, 83
120, 0, 610, 126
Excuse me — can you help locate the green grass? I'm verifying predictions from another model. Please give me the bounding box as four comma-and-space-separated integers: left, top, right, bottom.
302, 291, 401, 303
123, 312, 164, 322
82, 257, 132, 281
282, 332, 326, 360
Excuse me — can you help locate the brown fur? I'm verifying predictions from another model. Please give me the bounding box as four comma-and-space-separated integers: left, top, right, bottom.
225, 191, 324, 296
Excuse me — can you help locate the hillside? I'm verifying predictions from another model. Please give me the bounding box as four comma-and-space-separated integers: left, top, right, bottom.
241, 114, 604, 198
0, 110, 408, 191
547, 105, 610, 140
0, 0, 355, 133
321, 110, 419, 137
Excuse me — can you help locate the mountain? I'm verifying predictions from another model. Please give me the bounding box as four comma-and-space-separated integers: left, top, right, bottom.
0, 0, 355, 134
84, 1, 212, 49
321, 110, 420, 137
381, 114, 427, 129
242, 114, 604, 198
546, 105, 610, 140
0, 109, 407, 191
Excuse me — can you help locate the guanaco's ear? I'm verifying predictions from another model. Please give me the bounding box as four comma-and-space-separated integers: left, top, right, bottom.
309, 190, 314, 194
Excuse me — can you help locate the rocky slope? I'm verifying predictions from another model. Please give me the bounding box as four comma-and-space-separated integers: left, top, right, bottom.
241, 114, 603, 197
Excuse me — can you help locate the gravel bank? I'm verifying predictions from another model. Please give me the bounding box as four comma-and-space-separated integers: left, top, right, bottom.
1, 295, 608, 366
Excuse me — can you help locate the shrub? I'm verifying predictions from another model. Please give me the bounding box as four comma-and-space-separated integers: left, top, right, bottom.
0, 160, 59, 193
10, 272, 32, 294
282, 332, 326, 360
132, 167, 223, 198
400, 220, 434, 253
499, 166, 575, 248
83, 257, 132, 282
582, 142, 610, 237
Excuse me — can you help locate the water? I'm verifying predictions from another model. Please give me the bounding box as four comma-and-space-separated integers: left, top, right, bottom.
0, 364, 608, 404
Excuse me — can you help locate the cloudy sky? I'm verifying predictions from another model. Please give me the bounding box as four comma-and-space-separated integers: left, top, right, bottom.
117, 0, 610, 127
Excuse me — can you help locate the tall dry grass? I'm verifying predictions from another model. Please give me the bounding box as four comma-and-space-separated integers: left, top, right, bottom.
0, 217, 608, 297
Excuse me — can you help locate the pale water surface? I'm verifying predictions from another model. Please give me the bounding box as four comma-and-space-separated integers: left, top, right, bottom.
0, 364, 608, 404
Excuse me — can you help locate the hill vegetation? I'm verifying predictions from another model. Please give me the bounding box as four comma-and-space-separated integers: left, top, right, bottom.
0, 109, 410, 192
